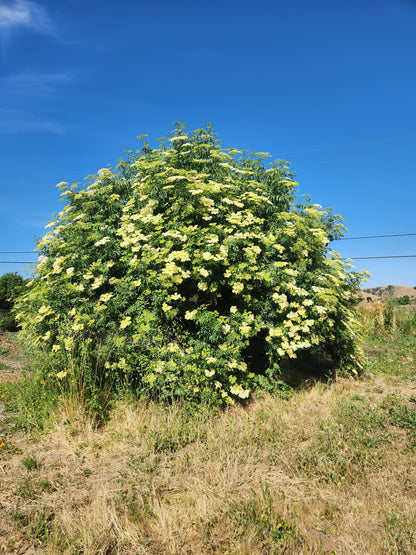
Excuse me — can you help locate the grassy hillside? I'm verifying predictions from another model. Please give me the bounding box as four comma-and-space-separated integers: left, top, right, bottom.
1, 305, 416, 553
361, 285, 416, 302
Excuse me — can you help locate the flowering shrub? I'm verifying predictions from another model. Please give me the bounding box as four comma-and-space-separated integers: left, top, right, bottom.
16, 124, 366, 405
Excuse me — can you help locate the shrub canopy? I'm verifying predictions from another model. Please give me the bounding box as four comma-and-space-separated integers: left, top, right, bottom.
0, 272, 26, 331
16, 124, 365, 405
0, 272, 26, 311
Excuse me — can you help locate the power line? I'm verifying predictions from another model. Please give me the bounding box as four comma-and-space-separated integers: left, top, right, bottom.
0, 134, 415, 185
337, 233, 416, 241
2, 255, 416, 264
2, 232, 416, 253
349, 255, 416, 260
297, 146, 416, 167
280, 134, 416, 155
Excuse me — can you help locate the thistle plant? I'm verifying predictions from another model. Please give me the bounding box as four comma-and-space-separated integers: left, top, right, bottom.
16, 124, 366, 405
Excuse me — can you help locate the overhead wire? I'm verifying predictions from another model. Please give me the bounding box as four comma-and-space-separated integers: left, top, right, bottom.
0, 133, 415, 186
1, 231, 415, 263
279, 134, 416, 156
336, 233, 416, 240
348, 255, 416, 260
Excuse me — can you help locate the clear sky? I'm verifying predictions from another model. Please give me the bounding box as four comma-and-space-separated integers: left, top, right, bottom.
1, 0, 415, 287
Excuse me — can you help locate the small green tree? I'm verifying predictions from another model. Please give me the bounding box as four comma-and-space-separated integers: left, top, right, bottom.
0, 272, 26, 310
0, 272, 26, 331
16, 124, 367, 405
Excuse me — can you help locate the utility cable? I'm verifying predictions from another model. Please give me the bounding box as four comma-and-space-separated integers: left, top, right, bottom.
280, 134, 416, 155
3, 232, 416, 253
349, 255, 416, 260
337, 233, 416, 241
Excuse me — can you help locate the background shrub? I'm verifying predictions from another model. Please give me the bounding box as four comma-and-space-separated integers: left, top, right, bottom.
16, 124, 366, 405
0, 272, 26, 331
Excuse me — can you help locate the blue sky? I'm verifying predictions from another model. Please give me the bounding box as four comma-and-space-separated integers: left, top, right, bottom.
1, 0, 415, 287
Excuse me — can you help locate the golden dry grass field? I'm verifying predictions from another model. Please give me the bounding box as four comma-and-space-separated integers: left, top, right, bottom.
1, 306, 416, 554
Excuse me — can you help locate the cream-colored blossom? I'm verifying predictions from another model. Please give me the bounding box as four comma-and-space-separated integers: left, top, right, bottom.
52, 257, 64, 274
269, 328, 282, 338
91, 276, 105, 289
64, 337, 74, 351
168, 135, 189, 141
185, 310, 197, 320
94, 237, 111, 247
272, 292, 288, 306
45, 220, 58, 229
120, 316, 132, 329
154, 361, 164, 373
230, 384, 250, 399
240, 323, 251, 336
232, 282, 244, 294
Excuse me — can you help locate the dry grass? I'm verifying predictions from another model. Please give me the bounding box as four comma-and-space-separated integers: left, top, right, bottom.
1, 312, 416, 554
1, 367, 416, 554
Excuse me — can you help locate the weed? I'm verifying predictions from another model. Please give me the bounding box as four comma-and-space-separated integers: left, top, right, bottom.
21, 454, 39, 471
0, 442, 23, 455
387, 399, 416, 448
16, 476, 36, 499
3, 366, 59, 432
225, 484, 299, 551
38, 479, 56, 492
29, 509, 55, 542
296, 396, 393, 483
383, 510, 416, 552
11, 511, 29, 528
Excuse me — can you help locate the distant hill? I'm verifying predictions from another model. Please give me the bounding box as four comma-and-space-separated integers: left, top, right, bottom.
360, 285, 416, 302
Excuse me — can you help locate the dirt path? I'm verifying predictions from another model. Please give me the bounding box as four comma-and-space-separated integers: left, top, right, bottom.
0, 332, 27, 383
